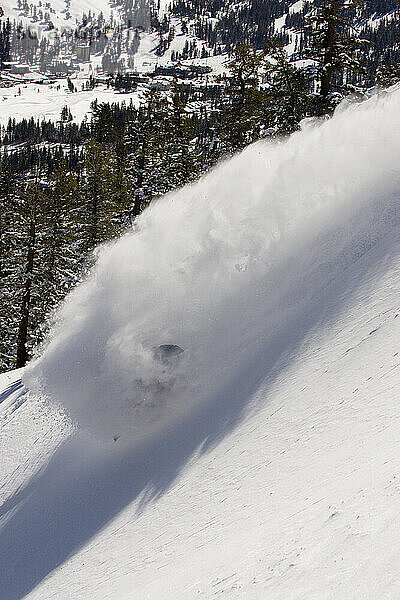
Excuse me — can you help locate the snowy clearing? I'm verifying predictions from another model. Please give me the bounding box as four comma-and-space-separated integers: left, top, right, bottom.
0, 77, 142, 126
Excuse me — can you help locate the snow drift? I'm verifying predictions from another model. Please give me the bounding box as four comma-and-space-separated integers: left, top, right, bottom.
24, 89, 400, 441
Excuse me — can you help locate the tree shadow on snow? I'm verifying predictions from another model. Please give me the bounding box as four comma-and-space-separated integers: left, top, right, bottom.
0, 225, 399, 600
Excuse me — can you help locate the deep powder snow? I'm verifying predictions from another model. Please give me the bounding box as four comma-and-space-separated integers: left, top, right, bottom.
24, 88, 400, 441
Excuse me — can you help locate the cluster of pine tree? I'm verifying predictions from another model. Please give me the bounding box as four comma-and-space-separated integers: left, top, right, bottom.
0, 87, 209, 371
0, 20, 11, 68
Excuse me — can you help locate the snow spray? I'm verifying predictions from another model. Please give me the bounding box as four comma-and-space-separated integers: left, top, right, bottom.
24, 88, 400, 440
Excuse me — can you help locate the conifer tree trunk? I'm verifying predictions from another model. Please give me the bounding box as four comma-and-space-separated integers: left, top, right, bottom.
0, 204, 4, 281
16, 208, 36, 367
133, 140, 147, 217
16, 169, 40, 368
320, 0, 339, 101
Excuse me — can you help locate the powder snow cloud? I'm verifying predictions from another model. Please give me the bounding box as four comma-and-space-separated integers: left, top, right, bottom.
24, 88, 400, 441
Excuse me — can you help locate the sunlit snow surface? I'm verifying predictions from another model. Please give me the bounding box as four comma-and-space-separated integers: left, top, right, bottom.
2, 89, 400, 599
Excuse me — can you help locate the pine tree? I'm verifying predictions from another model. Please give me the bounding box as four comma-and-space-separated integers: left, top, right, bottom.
124, 87, 202, 212
376, 57, 400, 87
0, 20, 11, 69
0, 159, 20, 370
303, 0, 368, 114
78, 140, 129, 252
0, 166, 47, 369
36, 162, 81, 331
217, 45, 267, 152
168, 83, 202, 186
14, 170, 45, 367
375, 0, 400, 88
60, 105, 72, 123
125, 89, 175, 210
265, 42, 311, 135
67, 77, 75, 93
0, 155, 15, 281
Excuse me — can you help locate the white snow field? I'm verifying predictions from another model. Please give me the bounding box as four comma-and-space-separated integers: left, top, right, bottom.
0, 0, 112, 31
2, 88, 400, 599
0, 78, 142, 127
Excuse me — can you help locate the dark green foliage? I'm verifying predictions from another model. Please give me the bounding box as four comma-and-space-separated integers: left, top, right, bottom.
376, 58, 400, 87
264, 42, 311, 135
0, 92, 207, 371
302, 1, 368, 114
67, 77, 75, 93
217, 45, 268, 152
0, 163, 81, 370
0, 19, 11, 67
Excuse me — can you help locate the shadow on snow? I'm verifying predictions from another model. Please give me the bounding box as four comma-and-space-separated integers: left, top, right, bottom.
0, 225, 399, 600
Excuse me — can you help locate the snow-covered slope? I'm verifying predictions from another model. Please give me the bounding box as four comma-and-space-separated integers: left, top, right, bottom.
2, 89, 400, 599
0, 78, 142, 126
0, 0, 112, 30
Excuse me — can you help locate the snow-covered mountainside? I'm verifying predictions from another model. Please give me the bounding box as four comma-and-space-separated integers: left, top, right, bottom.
0, 0, 112, 35
1, 88, 400, 599
1, 0, 399, 126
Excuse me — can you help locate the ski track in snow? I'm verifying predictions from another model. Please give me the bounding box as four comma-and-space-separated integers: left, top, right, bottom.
1, 90, 400, 599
